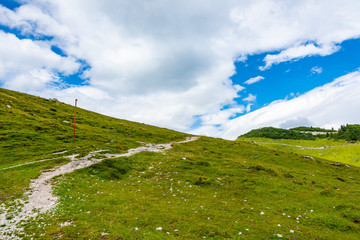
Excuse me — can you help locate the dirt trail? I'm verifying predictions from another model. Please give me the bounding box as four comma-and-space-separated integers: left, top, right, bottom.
254, 141, 328, 150
0, 137, 199, 239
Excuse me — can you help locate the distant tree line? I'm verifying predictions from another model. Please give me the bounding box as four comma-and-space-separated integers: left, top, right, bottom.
239, 127, 315, 140
335, 124, 360, 141
238, 124, 360, 141
289, 126, 336, 133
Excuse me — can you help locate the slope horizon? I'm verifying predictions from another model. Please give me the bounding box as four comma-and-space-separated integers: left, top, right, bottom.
1, 85, 355, 141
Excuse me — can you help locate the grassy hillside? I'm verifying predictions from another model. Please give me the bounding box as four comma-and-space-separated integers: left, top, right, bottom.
0, 88, 188, 201
1, 88, 360, 239
239, 137, 360, 167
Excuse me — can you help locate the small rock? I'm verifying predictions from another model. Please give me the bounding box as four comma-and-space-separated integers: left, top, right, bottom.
7, 105, 11, 108
60, 221, 73, 227
156, 227, 162, 231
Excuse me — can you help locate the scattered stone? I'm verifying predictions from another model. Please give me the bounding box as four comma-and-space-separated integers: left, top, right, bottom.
301, 155, 314, 159
6, 105, 11, 108
60, 221, 74, 227
328, 162, 343, 167
0, 137, 200, 239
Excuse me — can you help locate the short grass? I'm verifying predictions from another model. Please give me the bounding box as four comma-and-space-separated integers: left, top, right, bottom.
1, 88, 360, 239
0, 88, 188, 201
20, 137, 360, 239
240, 137, 360, 167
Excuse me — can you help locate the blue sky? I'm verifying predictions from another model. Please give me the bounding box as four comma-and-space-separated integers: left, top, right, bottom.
1, 0, 20, 10
232, 38, 360, 114
1, 0, 360, 139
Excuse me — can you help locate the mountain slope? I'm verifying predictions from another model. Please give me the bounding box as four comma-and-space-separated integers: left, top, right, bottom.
1, 88, 360, 239
0, 88, 188, 201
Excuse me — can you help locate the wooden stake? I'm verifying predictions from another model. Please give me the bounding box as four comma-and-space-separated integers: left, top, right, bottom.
73, 99, 78, 142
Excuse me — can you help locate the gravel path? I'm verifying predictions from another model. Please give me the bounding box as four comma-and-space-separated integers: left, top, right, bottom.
0, 137, 199, 239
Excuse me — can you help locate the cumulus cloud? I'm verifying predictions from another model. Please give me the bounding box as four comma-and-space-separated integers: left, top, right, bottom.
279, 117, 313, 129
311, 66, 323, 74
245, 103, 252, 113
0, 31, 79, 93
243, 93, 256, 102
1, 0, 360, 136
220, 70, 360, 139
244, 76, 264, 85
200, 107, 245, 126
260, 43, 340, 70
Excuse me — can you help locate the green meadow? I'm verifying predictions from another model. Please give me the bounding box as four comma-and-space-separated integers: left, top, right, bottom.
239, 137, 360, 167
1, 88, 360, 239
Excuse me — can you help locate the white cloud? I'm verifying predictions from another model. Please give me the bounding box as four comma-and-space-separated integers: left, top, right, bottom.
311, 66, 323, 74
221, 70, 360, 140
279, 117, 313, 129
234, 84, 245, 92
1, 0, 360, 136
245, 103, 252, 113
200, 107, 245, 125
244, 76, 264, 85
260, 43, 340, 70
243, 93, 256, 102
0, 31, 79, 93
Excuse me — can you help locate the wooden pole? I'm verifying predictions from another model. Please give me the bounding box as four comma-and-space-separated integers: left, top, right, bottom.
73, 99, 78, 142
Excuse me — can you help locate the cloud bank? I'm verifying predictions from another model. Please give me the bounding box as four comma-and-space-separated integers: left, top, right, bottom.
220, 71, 360, 139
1, 0, 360, 138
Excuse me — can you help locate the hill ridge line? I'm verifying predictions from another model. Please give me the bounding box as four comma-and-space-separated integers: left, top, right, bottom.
0, 136, 199, 239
